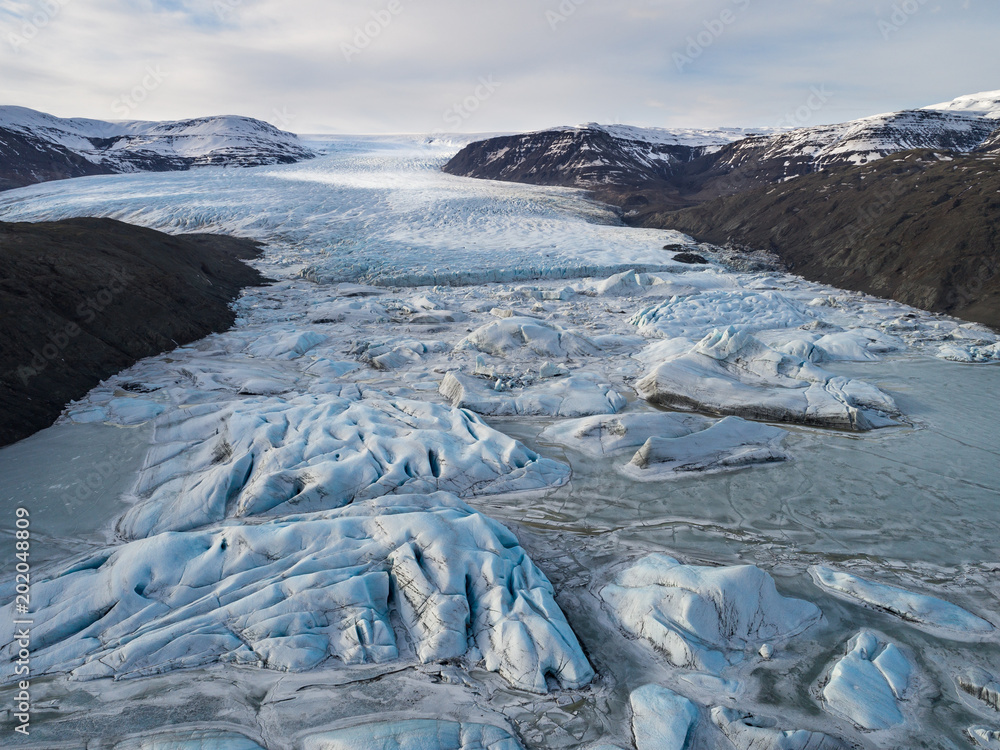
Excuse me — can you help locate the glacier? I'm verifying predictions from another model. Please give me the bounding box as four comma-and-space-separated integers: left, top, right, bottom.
0, 134, 998, 749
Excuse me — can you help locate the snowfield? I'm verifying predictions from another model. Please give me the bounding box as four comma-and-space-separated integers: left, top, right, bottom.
0, 135, 998, 749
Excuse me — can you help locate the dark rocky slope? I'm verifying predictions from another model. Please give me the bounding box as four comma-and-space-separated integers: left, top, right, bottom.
0, 218, 267, 446
636, 150, 1000, 329
0, 126, 113, 191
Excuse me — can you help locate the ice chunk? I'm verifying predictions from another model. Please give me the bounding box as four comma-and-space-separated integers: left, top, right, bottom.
516, 285, 576, 301
538, 412, 716, 457
456, 317, 600, 359
2, 493, 594, 692
810, 566, 994, 639
589, 269, 673, 297
113, 731, 266, 749
118, 394, 569, 539
624, 416, 788, 477
630, 291, 812, 338
821, 631, 912, 731
937, 342, 1000, 363
636, 327, 899, 431
958, 667, 1000, 711
245, 330, 327, 360
601, 554, 821, 672
440, 371, 626, 418
302, 720, 522, 750
711, 707, 849, 750
629, 684, 699, 750
969, 726, 1000, 749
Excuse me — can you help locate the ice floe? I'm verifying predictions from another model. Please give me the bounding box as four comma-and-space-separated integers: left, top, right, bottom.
938, 342, 1000, 363
630, 290, 813, 338
539, 411, 788, 476
958, 667, 1000, 711
587, 269, 675, 297
710, 707, 849, 750
624, 416, 787, 478
820, 631, 913, 731
810, 566, 995, 639
302, 720, 522, 750
440, 371, 626, 418
970, 726, 1000, 749
601, 554, 821, 672
636, 327, 900, 430
629, 684, 699, 750
456, 317, 600, 359
538, 412, 717, 457
118, 394, 569, 539
113, 731, 266, 749
3, 492, 594, 692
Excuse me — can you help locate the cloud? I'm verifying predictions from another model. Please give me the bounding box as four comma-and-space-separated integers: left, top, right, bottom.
0, 0, 997, 133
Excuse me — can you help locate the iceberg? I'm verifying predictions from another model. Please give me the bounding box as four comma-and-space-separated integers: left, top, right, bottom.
810, 566, 994, 639
629, 685, 699, 750
2, 493, 594, 693
820, 631, 912, 731
636, 327, 900, 430
302, 720, 521, 750
118, 394, 570, 539
601, 554, 821, 673
440, 371, 626, 418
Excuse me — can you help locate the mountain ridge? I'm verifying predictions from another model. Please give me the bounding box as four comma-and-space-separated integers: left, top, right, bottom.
0, 106, 315, 191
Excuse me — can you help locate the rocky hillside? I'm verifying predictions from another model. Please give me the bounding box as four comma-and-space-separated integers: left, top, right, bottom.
0, 106, 314, 191
443, 91, 1000, 203
638, 150, 1000, 328
444, 91, 1000, 328
0, 218, 267, 445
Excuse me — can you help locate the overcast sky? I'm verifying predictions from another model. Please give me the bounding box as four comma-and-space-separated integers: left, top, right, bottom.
0, 0, 997, 134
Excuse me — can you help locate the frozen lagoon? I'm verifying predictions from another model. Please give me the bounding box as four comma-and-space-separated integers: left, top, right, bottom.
1, 136, 999, 749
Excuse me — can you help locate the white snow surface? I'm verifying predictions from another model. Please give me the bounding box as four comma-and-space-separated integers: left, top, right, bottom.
2, 492, 594, 692
923, 90, 1000, 119
601, 554, 821, 673
810, 566, 995, 640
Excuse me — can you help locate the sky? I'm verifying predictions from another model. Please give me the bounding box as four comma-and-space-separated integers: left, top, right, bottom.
0, 0, 998, 134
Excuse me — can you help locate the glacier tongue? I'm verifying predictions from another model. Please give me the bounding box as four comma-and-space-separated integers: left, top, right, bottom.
4, 492, 594, 692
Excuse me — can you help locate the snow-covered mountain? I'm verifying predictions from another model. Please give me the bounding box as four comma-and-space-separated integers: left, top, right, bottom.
923, 89, 1000, 118
444, 90, 1000, 197
442, 123, 777, 192
0, 106, 314, 190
